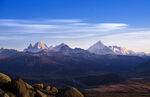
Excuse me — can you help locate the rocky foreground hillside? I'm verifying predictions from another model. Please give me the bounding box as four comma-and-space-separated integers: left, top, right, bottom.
0, 73, 84, 97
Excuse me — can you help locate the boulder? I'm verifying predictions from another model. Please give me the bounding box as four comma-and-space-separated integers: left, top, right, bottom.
56, 87, 84, 97
27, 89, 36, 97
5, 92, 16, 97
50, 87, 58, 95
0, 93, 9, 97
32, 83, 44, 89
0, 89, 3, 93
45, 85, 51, 92
0, 89, 11, 97
25, 82, 33, 89
25, 82, 35, 97
0, 89, 4, 96
14, 78, 29, 97
35, 90, 47, 97
3, 78, 30, 97
0, 73, 11, 85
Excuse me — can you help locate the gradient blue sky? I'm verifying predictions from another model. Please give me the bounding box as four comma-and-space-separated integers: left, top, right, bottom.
0, 0, 150, 52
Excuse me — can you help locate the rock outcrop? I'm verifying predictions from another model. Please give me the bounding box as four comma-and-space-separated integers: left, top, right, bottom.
0, 73, 11, 85
32, 83, 44, 89
0, 73, 84, 97
56, 87, 84, 97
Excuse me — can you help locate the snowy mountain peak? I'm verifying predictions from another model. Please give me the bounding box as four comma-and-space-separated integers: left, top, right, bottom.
97, 40, 104, 45
88, 40, 106, 51
109, 46, 132, 55
88, 40, 113, 55
58, 43, 67, 47
28, 43, 34, 48
49, 43, 88, 53
24, 41, 48, 53
34, 41, 48, 49
96, 40, 105, 46
49, 45, 54, 50
51, 43, 71, 51
88, 40, 136, 55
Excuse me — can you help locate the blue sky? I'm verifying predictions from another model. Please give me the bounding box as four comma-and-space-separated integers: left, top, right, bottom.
0, 0, 150, 52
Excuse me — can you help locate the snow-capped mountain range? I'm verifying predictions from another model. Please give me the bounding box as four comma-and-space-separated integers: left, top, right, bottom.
24, 41, 87, 54
23, 41, 149, 56
88, 41, 147, 56
24, 41, 48, 53
88, 41, 134, 55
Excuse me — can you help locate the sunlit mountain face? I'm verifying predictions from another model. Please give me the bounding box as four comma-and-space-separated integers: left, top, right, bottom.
23, 41, 149, 56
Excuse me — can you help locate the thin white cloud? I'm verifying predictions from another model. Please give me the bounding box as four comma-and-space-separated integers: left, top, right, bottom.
0, 21, 57, 29
0, 36, 23, 40
0, 19, 128, 35
45, 34, 96, 39
46, 19, 82, 23
70, 23, 89, 26
97, 23, 128, 29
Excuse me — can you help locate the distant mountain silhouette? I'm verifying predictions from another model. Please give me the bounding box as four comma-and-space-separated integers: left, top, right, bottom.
23, 40, 149, 56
